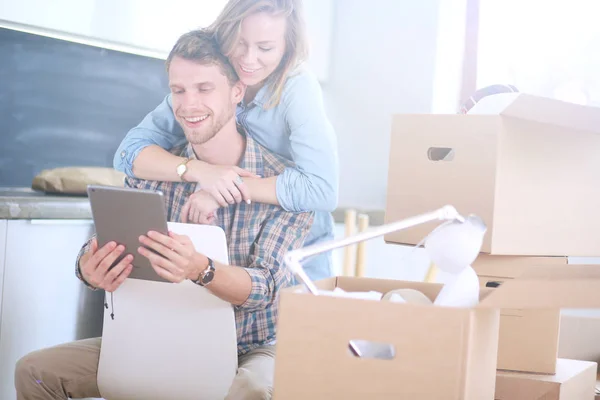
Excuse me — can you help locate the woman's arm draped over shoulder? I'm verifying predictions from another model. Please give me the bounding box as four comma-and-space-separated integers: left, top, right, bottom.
276, 70, 339, 213
113, 94, 188, 178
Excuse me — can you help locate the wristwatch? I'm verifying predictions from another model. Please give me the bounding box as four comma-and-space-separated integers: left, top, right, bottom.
176, 158, 191, 181
192, 257, 215, 286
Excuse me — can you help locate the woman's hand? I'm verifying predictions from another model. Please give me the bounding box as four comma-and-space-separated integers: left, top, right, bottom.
190, 161, 259, 206
181, 190, 220, 225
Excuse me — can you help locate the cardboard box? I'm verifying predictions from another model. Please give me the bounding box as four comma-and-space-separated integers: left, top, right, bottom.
495, 358, 597, 400
475, 255, 567, 374
559, 314, 600, 364
472, 254, 568, 279
383, 93, 600, 257
272, 265, 600, 400
274, 277, 499, 400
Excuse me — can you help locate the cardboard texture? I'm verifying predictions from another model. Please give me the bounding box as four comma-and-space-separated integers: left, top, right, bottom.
559, 314, 600, 364
495, 359, 597, 400
473, 254, 568, 278
479, 265, 600, 309
274, 268, 600, 399
475, 255, 567, 374
273, 277, 499, 400
384, 93, 600, 256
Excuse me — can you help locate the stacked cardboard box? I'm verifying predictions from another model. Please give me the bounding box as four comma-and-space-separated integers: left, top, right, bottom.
495, 359, 597, 399
472, 254, 567, 374
273, 268, 600, 399
380, 92, 600, 398
273, 93, 600, 399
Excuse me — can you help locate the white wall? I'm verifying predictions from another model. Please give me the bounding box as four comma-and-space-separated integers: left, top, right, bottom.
0, 0, 224, 59
0, 0, 333, 81
323, 0, 465, 211
431, 0, 468, 114
0, 0, 462, 211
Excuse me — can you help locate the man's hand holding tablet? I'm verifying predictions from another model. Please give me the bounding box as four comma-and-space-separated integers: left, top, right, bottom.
78, 237, 134, 291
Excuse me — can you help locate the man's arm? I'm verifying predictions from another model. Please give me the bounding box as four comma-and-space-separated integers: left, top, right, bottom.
75, 236, 97, 289
139, 209, 314, 309
223, 209, 314, 311
190, 256, 252, 306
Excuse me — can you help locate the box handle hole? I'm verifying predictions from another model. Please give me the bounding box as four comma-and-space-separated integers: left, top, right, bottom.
348, 339, 396, 360
485, 281, 503, 288
427, 147, 455, 161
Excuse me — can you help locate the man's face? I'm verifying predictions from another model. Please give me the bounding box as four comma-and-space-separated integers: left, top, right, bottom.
169, 56, 238, 145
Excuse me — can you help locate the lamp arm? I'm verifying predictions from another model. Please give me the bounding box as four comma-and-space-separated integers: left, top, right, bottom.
285, 205, 465, 295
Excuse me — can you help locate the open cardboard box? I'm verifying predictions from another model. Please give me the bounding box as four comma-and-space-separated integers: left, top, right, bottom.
273, 265, 600, 400
474, 255, 568, 374
384, 93, 600, 256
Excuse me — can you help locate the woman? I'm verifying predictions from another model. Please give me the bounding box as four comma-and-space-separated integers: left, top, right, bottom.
113, 0, 338, 281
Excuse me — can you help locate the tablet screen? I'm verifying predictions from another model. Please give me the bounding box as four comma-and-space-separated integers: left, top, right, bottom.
87, 185, 170, 283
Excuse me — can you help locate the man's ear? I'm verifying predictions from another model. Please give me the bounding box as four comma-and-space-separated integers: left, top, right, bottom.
232, 81, 246, 104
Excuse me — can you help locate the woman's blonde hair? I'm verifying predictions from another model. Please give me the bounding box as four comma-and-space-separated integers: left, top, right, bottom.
208, 0, 309, 108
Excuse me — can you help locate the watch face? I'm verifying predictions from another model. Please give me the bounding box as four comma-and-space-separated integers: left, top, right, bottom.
177, 164, 186, 176
202, 270, 215, 285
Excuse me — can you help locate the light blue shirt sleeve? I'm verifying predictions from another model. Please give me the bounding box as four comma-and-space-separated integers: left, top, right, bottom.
276, 71, 339, 213
113, 94, 187, 176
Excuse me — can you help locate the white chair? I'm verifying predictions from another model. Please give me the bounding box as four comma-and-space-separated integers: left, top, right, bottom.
96, 222, 238, 400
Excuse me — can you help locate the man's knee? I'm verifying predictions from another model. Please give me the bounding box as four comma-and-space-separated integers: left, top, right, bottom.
15, 350, 44, 391
243, 381, 272, 400
226, 371, 273, 400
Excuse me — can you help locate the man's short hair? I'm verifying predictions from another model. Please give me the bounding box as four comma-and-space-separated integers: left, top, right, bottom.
165, 29, 239, 86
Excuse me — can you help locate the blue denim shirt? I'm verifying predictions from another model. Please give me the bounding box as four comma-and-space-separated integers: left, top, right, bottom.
113, 67, 339, 280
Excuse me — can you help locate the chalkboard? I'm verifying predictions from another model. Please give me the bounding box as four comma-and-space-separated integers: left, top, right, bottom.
0, 27, 170, 187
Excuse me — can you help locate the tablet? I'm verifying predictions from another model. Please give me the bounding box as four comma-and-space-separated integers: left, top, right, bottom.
87, 185, 170, 283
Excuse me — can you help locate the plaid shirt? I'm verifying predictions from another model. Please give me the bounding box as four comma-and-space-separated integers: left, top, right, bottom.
76, 132, 314, 355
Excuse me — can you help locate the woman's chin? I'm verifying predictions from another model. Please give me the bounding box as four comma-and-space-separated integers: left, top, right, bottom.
241, 76, 263, 87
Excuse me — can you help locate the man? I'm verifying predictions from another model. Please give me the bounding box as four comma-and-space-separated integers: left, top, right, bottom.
14, 29, 314, 400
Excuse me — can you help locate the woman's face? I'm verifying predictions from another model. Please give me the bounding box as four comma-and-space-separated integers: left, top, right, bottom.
229, 12, 287, 88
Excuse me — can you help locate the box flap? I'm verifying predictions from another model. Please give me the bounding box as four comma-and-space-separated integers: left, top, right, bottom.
479, 265, 600, 309
472, 255, 567, 278
285, 277, 338, 293
501, 93, 600, 134
335, 276, 444, 302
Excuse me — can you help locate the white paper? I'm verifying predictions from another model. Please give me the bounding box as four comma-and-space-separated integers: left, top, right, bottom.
434, 266, 480, 308
424, 216, 487, 275
387, 293, 407, 303
317, 287, 383, 300
97, 222, 238, 400
382, 289, 433, 305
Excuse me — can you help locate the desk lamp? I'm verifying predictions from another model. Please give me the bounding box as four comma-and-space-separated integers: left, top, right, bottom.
284, 205, 487, 296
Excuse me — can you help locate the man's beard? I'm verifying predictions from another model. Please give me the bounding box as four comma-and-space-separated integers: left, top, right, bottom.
185, 105, 234, 145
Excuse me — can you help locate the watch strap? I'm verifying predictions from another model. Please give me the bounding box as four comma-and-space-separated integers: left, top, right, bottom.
177, 158, 190, 181
194, 257, 214, 286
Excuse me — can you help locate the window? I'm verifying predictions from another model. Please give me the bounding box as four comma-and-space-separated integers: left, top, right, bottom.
477, 0, 600, 106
